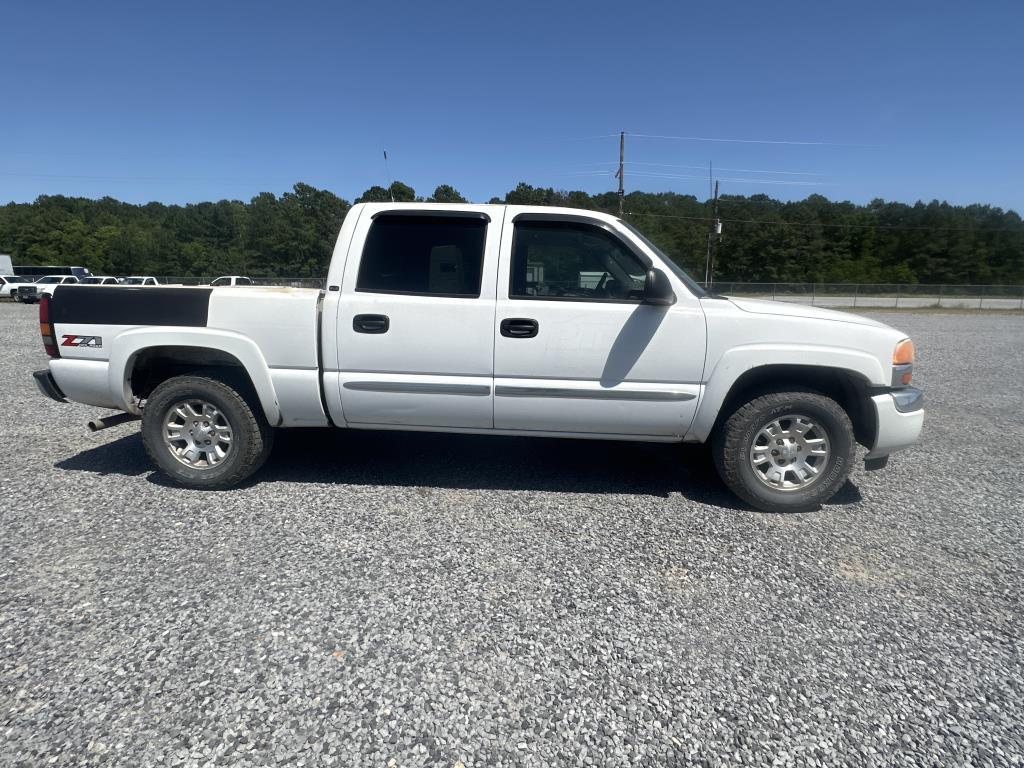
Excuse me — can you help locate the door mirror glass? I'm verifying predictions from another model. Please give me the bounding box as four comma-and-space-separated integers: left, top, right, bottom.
643, 269, 675, 306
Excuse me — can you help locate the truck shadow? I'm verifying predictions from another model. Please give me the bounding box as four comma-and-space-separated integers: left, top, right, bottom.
55, 429, 863, 510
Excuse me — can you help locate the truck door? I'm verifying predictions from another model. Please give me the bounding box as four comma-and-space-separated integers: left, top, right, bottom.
334, 209, 499, 429
492, 211, 706, 437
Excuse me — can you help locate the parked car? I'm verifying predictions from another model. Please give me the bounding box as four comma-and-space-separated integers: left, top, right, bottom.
32, 203, 923, 512
209, 276, 254, 286
80, 276, 121, 285
13, 265, 91, 280
1, 275, 33, 298
15, 274, 79, 303
120, 276, 161, 286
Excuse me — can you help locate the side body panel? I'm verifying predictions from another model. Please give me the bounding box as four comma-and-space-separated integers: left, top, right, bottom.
48, 285, 325, 427
330, 204, 504, 429
687, 299, 906, 442
492, 207, 707, 438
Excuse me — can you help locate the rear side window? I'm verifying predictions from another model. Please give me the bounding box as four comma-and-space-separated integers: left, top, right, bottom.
356, 215, 487, 298
236, 277, 253, 286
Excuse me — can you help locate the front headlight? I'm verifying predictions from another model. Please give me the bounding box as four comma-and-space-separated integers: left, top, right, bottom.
892, 338, 914, 386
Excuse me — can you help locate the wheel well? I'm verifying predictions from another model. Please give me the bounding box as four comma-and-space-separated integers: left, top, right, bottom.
714, 364, 877, 448
128, 346, 260, 409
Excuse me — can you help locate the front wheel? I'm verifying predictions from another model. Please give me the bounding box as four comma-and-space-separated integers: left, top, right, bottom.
141, 374, 274, 489
712, 390, 855, 513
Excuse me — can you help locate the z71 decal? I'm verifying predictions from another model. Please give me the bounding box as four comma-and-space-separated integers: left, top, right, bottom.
61, 334, 103, 348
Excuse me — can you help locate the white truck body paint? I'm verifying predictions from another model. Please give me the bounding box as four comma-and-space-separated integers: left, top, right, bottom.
41, 202, 924, 466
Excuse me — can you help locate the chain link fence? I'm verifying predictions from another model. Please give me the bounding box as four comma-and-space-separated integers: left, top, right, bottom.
700, 283, 1024, 310
155, 278, 1024, 309
154, 277, 327, 289
4, 277, 1022, 309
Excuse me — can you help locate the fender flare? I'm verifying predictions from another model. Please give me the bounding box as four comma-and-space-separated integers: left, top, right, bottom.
107, 327, 282, 424
686, 343, 886, 442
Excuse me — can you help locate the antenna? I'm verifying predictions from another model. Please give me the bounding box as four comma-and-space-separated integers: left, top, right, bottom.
383, 150, 395, 202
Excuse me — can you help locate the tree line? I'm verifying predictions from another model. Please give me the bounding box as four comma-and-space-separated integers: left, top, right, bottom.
1, 181, 1021, 284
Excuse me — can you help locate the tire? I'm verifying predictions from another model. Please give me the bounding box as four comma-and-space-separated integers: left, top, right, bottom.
712, 390, 855, 513
141, 374, 274, 489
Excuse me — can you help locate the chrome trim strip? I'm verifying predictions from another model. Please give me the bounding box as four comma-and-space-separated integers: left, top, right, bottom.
332, 368, 701, 384
494, 385, 695, 402
891, 386, 924, 413
343, 381, 491, 396
891, 363, 913, 388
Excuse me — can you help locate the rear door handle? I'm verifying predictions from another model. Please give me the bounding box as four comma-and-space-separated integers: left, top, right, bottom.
500, 318, 539, 338
353, 314, 389, 334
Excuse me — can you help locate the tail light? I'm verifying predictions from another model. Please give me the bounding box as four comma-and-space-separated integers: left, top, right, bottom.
39, 294, 60, 358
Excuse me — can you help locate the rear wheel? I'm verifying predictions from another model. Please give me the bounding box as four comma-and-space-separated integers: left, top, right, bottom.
712, 390, 855, 513
141, 374, 273, 489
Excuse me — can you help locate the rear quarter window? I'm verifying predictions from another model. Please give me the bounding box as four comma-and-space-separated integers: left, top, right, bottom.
356, 215, 487, 298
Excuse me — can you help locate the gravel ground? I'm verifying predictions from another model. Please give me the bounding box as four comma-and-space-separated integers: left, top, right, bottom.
1, 302, 1022, 767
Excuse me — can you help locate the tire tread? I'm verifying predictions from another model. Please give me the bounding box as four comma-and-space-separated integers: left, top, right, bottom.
141, 374, 272, 489
713, 390, 854, 513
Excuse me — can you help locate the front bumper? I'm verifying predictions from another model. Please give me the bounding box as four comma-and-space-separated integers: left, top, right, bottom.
33, 369, 67, 403
865, 386, 924, 460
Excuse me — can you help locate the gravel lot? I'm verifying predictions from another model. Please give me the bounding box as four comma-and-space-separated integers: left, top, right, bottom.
2, 302, 1022, 767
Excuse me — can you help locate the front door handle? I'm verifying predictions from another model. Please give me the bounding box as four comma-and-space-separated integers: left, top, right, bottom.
500, 318, 539, 338
353, 314, 389, 334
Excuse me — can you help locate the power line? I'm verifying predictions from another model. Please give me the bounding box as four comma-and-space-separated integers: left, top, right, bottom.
569, 132, 881, 147
575, 161, 827, 176
626, 133, 882, 148
558, 170, 827, 186
627, 171, 828, 186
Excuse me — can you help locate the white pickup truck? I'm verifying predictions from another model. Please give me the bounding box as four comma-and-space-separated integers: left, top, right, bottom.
33, 203, 923, 512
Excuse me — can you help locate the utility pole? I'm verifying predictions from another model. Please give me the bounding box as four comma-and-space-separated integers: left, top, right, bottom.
615, 131, 625, 216
704, 180, 721, 287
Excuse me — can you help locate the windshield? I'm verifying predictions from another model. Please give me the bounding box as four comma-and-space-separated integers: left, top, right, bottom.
618, 220, 707, 297
36, 276, 63, 284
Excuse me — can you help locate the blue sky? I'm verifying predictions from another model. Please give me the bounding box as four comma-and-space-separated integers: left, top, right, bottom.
3, 0, 1022, 211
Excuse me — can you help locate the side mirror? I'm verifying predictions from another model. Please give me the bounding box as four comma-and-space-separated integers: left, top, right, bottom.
643, 268, 676, 306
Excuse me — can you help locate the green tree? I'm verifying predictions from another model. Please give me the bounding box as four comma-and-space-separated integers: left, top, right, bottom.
428, 184, 467, 203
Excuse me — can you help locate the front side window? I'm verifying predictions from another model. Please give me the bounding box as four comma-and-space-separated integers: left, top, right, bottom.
210, 277, 228, 286
510, 220, 648, 301
37, 276, 62, 284
356, 214, 487, 298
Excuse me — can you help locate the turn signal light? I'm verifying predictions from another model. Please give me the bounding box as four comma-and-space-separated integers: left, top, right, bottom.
39, 294, 60, 358
893, 339, 915, 365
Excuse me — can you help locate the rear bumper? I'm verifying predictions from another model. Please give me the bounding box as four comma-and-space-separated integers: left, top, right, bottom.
33, 369, 67, 403
865, 387, 924, 460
